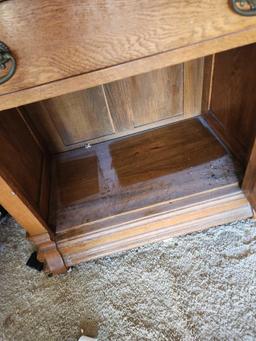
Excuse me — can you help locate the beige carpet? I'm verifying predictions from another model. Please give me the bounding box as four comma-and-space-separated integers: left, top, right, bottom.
0, 217, 256, 341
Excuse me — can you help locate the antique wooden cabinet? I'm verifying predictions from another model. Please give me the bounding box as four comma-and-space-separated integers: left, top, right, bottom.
0, 0, 256, 273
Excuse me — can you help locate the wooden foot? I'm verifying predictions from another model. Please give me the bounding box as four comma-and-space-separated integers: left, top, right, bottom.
28, 233, 67, 274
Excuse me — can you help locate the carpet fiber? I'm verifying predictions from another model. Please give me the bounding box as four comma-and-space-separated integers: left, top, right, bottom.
0, 217, 256, 340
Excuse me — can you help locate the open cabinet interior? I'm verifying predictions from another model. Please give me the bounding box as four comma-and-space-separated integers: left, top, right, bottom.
1, 44, 256, 270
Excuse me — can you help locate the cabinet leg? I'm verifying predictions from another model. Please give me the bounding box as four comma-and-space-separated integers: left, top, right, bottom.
28, 233, 67, 274
0, 205, 8, 222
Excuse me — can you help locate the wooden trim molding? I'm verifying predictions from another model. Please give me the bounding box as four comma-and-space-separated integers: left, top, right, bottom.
56, 184, 252, 267
201, 55, 215, 113
29, 233, 67, 274
243, 139, 256, 211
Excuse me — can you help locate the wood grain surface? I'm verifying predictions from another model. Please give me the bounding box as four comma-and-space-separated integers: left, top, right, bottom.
210, 44, 256, 165
22, 64, 188, 152
184, 58, 205, 117
0, 109, 43, 208
105, 65, 183, 129
23, 87, 115, 152
0, 176, 50, 237
56, 185, 252, 267
49, 118, 243, 232
1, 0, 256, 108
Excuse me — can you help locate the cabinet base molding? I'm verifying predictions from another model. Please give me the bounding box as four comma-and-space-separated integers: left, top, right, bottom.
56, 185, 252, 268
29, 233, 67, 274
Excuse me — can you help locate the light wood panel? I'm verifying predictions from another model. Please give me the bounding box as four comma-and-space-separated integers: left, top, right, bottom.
2, 32, 256, 112
210, 44, 256, 165
1, 0, 256, 106
104, 65, 183, 129
43, 87, 114, 145
50, 118, 243, 232
22, 62, 204, 153
184, 58, 205, 117
24, 87, 114, 153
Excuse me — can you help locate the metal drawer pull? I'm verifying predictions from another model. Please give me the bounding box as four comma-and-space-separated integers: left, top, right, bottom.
0, 42, 16, 85
232, 0, 256, 16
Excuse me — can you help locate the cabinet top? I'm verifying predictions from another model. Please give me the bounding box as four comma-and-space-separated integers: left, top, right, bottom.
1, 0, 256, 110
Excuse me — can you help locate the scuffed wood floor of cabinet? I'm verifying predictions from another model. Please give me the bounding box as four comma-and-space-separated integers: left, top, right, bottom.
47, 118, 252, 266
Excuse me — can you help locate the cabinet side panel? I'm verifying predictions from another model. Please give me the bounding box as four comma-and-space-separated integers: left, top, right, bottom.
0, 108, 50, 222
210, 44, 256, 165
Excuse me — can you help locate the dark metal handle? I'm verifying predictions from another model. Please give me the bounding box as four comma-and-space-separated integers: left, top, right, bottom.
0, 42, 16, 85
232, 0, 256, 16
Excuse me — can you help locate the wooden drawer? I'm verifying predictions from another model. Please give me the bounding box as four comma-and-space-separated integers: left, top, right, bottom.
1, 0, 256, 110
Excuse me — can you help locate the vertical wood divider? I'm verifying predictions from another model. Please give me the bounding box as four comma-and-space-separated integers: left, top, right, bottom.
201, 54, 215, 113
101, 84, 116, 133
184, 58, 205, 117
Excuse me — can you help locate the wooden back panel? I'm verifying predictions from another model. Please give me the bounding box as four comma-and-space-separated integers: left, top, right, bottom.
22, 60, 204, 153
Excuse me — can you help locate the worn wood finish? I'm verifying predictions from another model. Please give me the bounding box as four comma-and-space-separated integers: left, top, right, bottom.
56, 185, 252, 266
105, 65, 183, 129
41, 87, 114, 146
16, 108, 52, 220
202, 111, 249, 166
0, 170, 65, 274
22, 63, 188, 152
201, 55, 215, 113
0, 177, 67, 275
184, 58, 204, 117
38, 155, 51, 220
0, 109, 44, 211
49, 118, 243, 232
0, 108, 53, 236
23, 87, 114, 153
29, 233, 67, 274
0, 176, 50, 236
1, 0, 255, 95
210, 44, 256, 165
1, 1, 256, 110
243, 140, 256, 210
0, 1, 256, 276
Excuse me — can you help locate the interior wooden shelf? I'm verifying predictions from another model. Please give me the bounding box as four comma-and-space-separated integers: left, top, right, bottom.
50, 118, 244, 235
